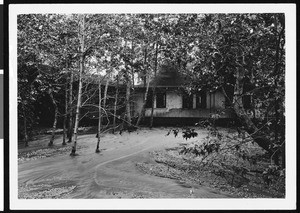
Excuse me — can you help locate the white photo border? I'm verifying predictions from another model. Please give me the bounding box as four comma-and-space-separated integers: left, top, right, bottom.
9, 3, 296, 210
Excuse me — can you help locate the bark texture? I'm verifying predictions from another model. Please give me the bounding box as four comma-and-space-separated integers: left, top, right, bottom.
150, 42, 158, 128
125, 77, 132, 125
136, 45, 149, 127
22, 103, 29, 147
71, 15, 85, 156
48, 91, 58, 147
62, 82, 68, 145
232, 66, 271, 153
96, 80, 102, 153
112, 75, 119, 133
136, 79, 150, 126
67, 68, 74, 143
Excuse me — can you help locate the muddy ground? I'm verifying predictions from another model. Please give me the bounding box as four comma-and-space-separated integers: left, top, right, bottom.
18, 127, 284, 199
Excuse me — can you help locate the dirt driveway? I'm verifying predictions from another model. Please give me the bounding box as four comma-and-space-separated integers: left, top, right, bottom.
18, 128, 232, 198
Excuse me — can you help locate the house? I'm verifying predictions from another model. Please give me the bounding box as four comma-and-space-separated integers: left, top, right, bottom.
132, 64, 233, 125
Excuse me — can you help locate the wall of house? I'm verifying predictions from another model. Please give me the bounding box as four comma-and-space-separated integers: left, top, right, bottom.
214, 91, 225, 109
206, 91, 225, 109
166, 91, 182, 109
134, 89, 228, 118
133, 91, 182, 116
132, 92, 144, 117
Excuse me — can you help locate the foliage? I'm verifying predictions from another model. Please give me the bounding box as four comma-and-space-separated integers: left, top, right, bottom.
262, 165, 285, 186
168, 114, 285, 188
186, 14, 285, 156
18, 13, 285, 159
18, 146, 71, 163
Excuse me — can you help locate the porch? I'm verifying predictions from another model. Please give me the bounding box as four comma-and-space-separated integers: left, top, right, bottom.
144, 108, 233, 118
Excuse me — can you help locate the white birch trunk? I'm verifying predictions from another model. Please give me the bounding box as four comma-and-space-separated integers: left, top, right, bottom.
70, 15, 85, 156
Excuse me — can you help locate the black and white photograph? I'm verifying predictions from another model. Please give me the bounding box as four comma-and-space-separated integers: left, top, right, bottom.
8, 3, 296, 210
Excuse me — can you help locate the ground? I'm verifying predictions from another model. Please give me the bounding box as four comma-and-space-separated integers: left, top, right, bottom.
18, 127, 285, 199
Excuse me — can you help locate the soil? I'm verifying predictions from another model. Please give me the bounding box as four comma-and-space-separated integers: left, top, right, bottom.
18, 127, 284, 199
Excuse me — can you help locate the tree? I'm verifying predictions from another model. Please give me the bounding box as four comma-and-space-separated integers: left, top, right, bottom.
69, 13, 118, 155
62, 79, 68, 145
17, 13, 285, 167
95, 75, 102, 153
183, 14, 285, 165
70, 14, 86, 156
17, 14, 43, 146
149, 41, 159, 128
112, 74, 119, 132
18, 14, 69, 146
136, 43, 150, 126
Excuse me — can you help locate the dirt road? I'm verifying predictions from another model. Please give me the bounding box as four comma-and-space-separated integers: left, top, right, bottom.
18, 128, 232, 198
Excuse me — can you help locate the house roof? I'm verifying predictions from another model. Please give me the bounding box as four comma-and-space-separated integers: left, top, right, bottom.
138, 64, 190, 88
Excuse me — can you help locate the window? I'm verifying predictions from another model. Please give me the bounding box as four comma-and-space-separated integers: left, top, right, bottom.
196, 90, 207, 109
156, 92, 166, 108
182, 93, 193, 109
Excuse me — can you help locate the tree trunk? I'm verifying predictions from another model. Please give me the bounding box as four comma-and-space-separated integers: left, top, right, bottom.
232, 65, 271, 153
67, 69, 74, 143
149, 88, 155, 128
22, 103, 28, 147
121, 39, 132, 127
112, 75, 119, 134
131, 41, 135, 123
280, 110, 285, 168
70, 56, 84, 155
231, 19, 285, 158
272, 18, 285, 166
103, 79, 109, 107
62, 81, 68, 145
136, 77, 150, 127
125, 76, 132, 125
102, 77, 109, 125
150, 42, 159, 128
48, 90, 58, 147
281, 142, 285, 168
96, 79, 102, 153
131, 40, 135, 88
136, 45, 149, 127
70, 15, 85, 156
